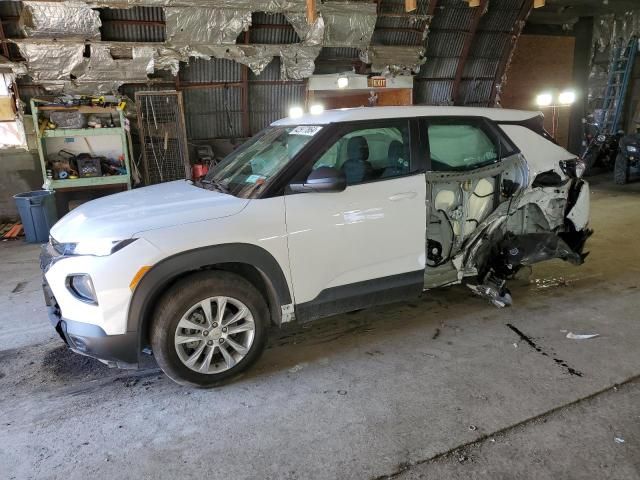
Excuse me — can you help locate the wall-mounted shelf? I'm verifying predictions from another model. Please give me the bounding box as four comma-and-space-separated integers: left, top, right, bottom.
49, 175, 129, 190
31, 98, 132, 193
41, 127, 123, 138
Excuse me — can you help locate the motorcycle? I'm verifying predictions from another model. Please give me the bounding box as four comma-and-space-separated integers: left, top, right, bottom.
581, 116, 622, 175
614, 129, 640, 184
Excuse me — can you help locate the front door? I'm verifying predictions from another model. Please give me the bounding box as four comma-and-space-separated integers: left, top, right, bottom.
283, 120, 427, 322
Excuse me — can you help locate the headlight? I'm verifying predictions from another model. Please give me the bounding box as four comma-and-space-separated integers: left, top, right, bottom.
560, 159, 585, 178
54, 238, 137, 257
627, 145, 638, 153
66, 274, 98, 304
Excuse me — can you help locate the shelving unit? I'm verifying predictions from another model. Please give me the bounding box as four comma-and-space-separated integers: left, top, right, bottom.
31, 98, 132, 192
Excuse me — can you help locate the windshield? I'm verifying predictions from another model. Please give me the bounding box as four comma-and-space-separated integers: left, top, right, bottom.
203, 125, 323, 197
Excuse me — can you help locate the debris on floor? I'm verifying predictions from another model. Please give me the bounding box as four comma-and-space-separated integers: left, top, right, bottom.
0, 222, 24, 240
566, 332, 600, 340
288, 362, 308, 373
467, 282, 512, 308
614, 437, 625, 444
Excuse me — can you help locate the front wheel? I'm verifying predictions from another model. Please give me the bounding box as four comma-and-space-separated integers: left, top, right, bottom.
582, 149, 598, 176
150, 271, 269, 387
614, 153, 630, 185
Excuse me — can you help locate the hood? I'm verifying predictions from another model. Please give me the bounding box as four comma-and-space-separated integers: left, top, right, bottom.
50, 180, 250, 242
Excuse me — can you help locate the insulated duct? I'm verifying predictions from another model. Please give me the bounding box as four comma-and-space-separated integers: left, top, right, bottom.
15, 42, 86, 81
360, 46, 425, 75
284, 12, 324, 45
19, 1, 101, 39
320, 2, 377, 48
164, 7, 252, 45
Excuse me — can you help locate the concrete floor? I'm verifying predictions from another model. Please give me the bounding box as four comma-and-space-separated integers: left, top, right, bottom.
1, 174, 639, 480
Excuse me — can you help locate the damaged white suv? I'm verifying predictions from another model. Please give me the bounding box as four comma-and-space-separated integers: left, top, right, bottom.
41, 106, 591, 387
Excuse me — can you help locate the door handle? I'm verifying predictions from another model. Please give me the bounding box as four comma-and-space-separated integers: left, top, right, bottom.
389, 192, 417, 201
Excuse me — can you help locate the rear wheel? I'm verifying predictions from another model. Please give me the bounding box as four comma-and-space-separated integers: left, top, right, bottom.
614, 153, 630, 185
150, 271, 268, 387
582, 150, 598, 176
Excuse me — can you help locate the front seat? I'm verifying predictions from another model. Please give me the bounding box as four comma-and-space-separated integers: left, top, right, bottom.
341, 136, 373, 184
382, 140, 406, 178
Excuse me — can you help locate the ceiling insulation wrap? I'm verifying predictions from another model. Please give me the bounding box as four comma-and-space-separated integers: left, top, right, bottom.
284, 12, 325, 45
320, 2, 377, 48
360, 46, 426, 75
15, 43, 86, 81
164, 7, 252, 45
19, 1, 101, 39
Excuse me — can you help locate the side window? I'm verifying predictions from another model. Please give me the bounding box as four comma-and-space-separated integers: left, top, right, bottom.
311, 123, 411, 185
427, 121, 498, 172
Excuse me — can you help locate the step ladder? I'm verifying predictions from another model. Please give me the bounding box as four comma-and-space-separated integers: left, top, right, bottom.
600, 36, 638, 134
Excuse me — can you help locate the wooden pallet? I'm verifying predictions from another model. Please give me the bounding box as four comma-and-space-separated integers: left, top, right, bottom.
1, 222, 24, 239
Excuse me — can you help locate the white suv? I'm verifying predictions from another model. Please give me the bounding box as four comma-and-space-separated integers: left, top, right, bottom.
40, 106, 591, 387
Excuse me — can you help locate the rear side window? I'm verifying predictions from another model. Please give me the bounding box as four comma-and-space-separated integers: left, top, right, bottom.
423, 117, 518, 172
428, 123, 497, 171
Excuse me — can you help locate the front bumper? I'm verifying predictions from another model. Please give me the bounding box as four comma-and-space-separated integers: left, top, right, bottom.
40, 238, 163, 368
43, 277, 139, 366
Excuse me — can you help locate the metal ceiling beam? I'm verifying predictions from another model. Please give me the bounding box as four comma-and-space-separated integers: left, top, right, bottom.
452, 0, 488, 106
489, 0, 533, 106
306, 0, 317, 24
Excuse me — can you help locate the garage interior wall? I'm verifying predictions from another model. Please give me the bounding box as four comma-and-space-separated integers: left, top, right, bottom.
500, 34, 576, 148
0, 0, 538, 218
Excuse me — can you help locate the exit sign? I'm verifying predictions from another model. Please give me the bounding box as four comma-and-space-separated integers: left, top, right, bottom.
368, 77, 386, 88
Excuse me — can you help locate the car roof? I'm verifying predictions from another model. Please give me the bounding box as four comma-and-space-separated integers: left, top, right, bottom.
271, 106, 542, 126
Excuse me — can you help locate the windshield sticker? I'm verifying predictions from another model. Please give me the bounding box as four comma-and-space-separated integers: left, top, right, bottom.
246, 174, 266, 184
290, 126, 323, 136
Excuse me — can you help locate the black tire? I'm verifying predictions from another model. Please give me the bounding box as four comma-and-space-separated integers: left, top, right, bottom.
582, 150, 597, 176
150, 271, 269, 387
614, 153, 630, 185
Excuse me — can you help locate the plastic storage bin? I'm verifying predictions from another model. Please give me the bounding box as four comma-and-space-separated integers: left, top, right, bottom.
13, 190, 58, 243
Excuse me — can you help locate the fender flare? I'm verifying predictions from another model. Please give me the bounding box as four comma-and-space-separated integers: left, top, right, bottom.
127, 243, 292, 349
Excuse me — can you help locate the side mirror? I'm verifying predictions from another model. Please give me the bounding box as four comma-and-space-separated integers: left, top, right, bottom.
289, 167, 347, 193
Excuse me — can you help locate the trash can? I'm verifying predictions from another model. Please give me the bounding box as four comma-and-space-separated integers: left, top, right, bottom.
13, 190, 58, 243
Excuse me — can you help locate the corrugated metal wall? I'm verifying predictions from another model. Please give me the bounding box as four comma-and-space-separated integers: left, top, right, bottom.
415, 0, 530, 107
99, 6, 165, 43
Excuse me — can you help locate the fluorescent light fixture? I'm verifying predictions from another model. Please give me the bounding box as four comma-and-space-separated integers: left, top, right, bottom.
289, 106, 304, 118
309, 104, 324, 115
337, 76, 349, 89
558, 90, 576, 105
536, 92, 553, 107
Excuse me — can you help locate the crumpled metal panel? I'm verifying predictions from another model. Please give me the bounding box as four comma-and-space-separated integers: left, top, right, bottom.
164, 7, 251, 45
320, 2, 377, 48
360, 45, 425, 75
15, 42, 85, 81
19, 1, 101, 39
284, 12, 324, 45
